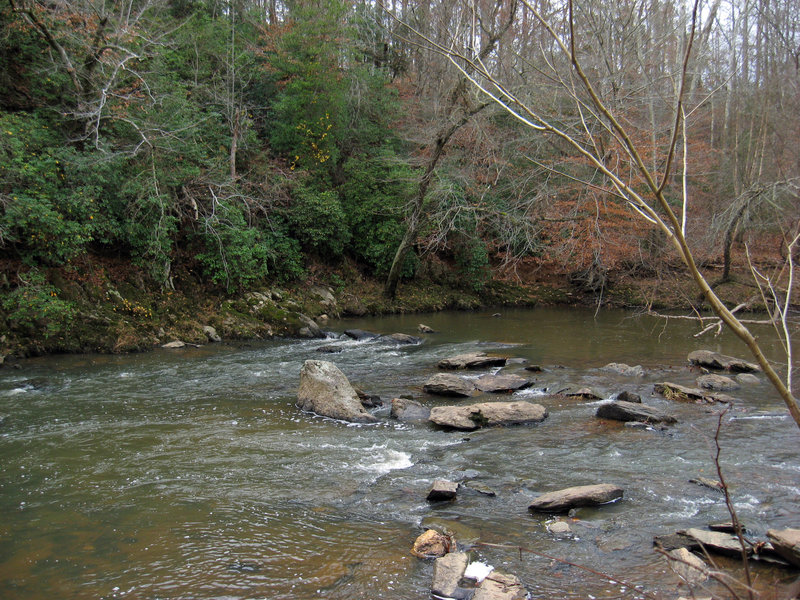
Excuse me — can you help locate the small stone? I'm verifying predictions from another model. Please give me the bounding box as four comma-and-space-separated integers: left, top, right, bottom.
411, 529, 453, 559
431, 552, 469, 598
316, 344, 343, 353
427, 479, 459, 502
735, 373, 761, 385
418, 324, 436, 334
616, 390, 642, 403
696, 374, 740, 391
547, 521, 572, 535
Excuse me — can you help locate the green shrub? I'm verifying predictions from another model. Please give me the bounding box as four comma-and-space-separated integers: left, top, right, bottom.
2, 269, 76, 338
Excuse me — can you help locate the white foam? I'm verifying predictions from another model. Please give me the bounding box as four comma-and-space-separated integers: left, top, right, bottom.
464, 561, 494, 583
358, 449, 413, 474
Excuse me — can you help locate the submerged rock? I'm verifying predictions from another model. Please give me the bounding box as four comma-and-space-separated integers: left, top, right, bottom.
474, 373, 532, 393
418, 324, 436, 334
603, 363, 645, 376
429, 401, 548, 430
688, 350, 761, 373
316, 344, 343, 353
423, 373, 475, 397
296, 360, 377, 423
689, 477, 723, 492
696, 374, 740, 391
528, 483, 623, 513
438, 352, 507, 370
735, 373, 761, 385
411, 529, 453, 559
766, 528, 800, 567
596, 400, 677, 424
390, 398, 431, 421
564, 387, 602, 400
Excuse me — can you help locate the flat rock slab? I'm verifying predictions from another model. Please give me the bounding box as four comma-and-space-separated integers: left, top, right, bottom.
688, 350, 761, 373
297, 360, 377, 423
766, 528, 800, 567
596, 400, 677, 424
654, 382, 734, 404
529, 483, 623, 513
682, 528, 751, 557
438, 352, 507, 370
696, 374, 740, 391
429, 401, 548, 431
423, 373, 475, 397
427, 479, 459, 502
667, 547, 709, 584
431, 552, 469, 598
473, 572, 528, 600
474, 373, 532, 393
380, 333, 422, 345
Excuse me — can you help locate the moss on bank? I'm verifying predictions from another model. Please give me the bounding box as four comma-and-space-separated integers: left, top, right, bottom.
0, 256, 783, 362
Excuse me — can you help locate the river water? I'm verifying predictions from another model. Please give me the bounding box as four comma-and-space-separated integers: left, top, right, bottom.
1, 307, 798, 599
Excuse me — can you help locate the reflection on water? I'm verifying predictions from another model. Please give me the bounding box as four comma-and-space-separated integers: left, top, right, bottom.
0, 307, 798, 598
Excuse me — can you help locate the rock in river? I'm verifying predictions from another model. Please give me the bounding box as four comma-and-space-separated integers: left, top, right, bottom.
474, 373, 532, 393
423, 373, 475, 397
766, 528, 800, 567
343, 328, 380, 341
412, 529, 453, 559
596, 400, 677, 424
390, 398, 431, 421
654, 382, 734, 404
681, 527, 752, 557
438, 352, 507, 370
429, 401, 548, 430
688, 350, 760, 373
296, 360, 377, 423
427, 479, 459, 502
696, 374, 740, 391
528, 483, 624, 513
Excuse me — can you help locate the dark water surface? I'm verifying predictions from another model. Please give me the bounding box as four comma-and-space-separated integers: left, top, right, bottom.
1, 307, 798, 599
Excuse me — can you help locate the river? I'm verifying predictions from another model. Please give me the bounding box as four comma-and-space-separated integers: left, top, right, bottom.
1, 307, 798, 599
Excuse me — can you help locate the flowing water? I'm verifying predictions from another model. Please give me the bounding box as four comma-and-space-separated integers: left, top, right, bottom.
1, 307, 798, 599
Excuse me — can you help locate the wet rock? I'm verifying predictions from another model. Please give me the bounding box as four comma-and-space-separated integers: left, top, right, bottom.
463, 481, 497, 497
524, 365, 543, 372
429, 401, 548, 431
596, 400, 677, 424
654, 382, 734, 404
418, 324, 436, 334
682, 527, 752, 557
355, 388, 382, 408
689, 477, 723, 492
316, 344, 343, 353
735, 373, 761, 385
696, 374, 740, 391
438, 352, 507, 370
343, 329, 380, 341
564, 387, 602, 400
666, 547, 708, 584
688, 350, 761, 373
654, 532, 699, 552
296, 360, 377, 423
766, 528, 800, 567
603, 363, 645, 376
423, 373, 475, 397
227, 559, 262, 573
528, 483, 623, 513
547, 521, 572, 535
412, 529, 454, 559
297, 314, 325, 339
427, 479, 459, 502
381, 333, 422, 345
473, 572, 528, 600
202, 325, 221, 342
616, 390, 642, 403
474, 373, 532, 393
431, 551, 469, 598
390, 398, 431, 421
162, 340, 186, 348
708, 522, 745, 534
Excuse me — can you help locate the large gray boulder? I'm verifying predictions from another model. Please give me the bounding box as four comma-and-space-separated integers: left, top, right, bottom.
438, 352, 507, 370
429, 401, 547, 430
296, 360, 377, 423
596, 400, 677, 424
766, 528, 800, 567
474, 373, 532, 393
528, 483, 623, 513
423, 373, 475, 397
688, 350, 761, 373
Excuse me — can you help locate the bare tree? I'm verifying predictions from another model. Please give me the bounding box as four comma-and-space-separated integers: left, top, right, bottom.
387, 0, 800, 427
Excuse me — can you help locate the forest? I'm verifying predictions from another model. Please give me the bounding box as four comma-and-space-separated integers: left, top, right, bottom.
1, 0, 798, 355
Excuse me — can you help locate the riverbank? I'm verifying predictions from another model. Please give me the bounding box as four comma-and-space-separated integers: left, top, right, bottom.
0, 254, 784, 361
